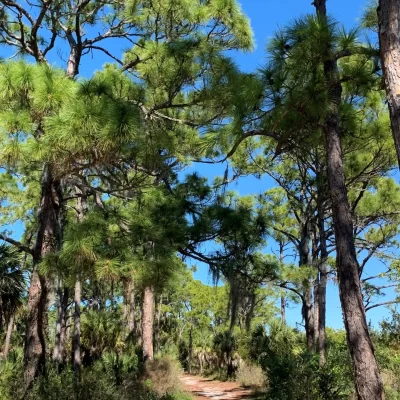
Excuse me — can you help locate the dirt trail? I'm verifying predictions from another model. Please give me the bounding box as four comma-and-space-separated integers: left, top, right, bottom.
180, 374, 256, 400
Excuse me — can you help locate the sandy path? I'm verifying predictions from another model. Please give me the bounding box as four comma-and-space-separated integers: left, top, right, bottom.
180, 374, 256, 400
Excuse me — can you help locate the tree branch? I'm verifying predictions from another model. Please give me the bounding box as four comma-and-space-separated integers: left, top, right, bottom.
365, 300, 399, 312
0, 234, 34, 255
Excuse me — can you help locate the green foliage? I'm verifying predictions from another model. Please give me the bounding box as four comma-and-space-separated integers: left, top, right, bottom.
248, 323, 353, 400
0, 352, 23, 400
81, 310, 124, 359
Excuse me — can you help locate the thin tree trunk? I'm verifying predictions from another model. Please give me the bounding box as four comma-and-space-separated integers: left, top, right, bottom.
378, 0, 400, 169
142, 285, 154, 361
53, 283, 69, 365
313, 275, 320, 342
155, 294, 162, 356
65, 308, 72, 348
52, 282, 63, 363
312, 227, 320, 343
123, 280, 128, 330
137, 305, 143, 347
188, 324, 193, 374
317, 177, 329, 366
280, 296, 286, 324
24, 163, 62, 393
299, 222, 315, 351
245, 293, 256, 332
73, 189, 85, 382
110, 280, 115, 310
3, 314, 14, 359
73, 278, 81, 381
314, 3, 384, 397
59, 295, 68, 366
279, 242, 286, 324
128, 276, 136, 339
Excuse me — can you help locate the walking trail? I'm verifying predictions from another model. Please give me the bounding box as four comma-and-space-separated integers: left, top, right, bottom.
180, 374, 256, 400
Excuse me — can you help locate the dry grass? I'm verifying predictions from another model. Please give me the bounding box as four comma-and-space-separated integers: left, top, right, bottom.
236, 363, 267, 390
144, 357, 182, 396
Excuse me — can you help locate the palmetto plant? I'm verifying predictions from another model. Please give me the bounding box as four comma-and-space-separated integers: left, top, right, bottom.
0, 243, 25, 332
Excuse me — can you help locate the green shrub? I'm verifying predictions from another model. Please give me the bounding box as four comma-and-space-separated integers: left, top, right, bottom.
0, 357, 23, 400
248, 323, 354, 400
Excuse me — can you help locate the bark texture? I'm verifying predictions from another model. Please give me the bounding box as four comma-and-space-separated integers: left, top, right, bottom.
314, 2, 384, 397
24, 164, 62, 392
378, 0, 400, 168
324, 112, 383, 400
142, 285, 154, 361
52, 283, 69, 365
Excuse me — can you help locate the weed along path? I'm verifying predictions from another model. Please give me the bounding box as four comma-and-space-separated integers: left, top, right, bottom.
180, 374, 256, 400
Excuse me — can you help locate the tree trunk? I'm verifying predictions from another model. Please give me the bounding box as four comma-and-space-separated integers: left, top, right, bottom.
73, 189, 85, 382
53, 282, 69, 365
324, 115, 383, 399
3, 314, 14, 359
378, 0, 400, 169
312, 227, 320, 343
245, 293, 256, 332
128, 277, 136, 339
24, 163, 62, 392
137, 305, 143, 347
313, 275, 320, 342
299, 222, 315, 351
73, 278, 81, 381
280, 296, 286, 324
317, 181, 329, 366
154, 294, 162, 356
314, 3, 384, 397
123, 281, 128, 330
279, 242, 286, 324
142, 286, 154, 361
188, 324, 193, 374
65, 308, 72, 349
24, 266, 47, 391
44, 278, 56, 340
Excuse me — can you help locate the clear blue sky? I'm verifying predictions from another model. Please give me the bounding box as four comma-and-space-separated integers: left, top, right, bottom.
1, 0, 396, 330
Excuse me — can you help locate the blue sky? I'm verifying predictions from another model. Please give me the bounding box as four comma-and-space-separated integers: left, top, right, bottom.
1, 0, 397, 330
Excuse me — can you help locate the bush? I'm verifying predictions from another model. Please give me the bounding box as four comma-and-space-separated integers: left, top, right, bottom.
248, 323, 354, 400
236, 362, 267, 390
144, 357, 182, 397
27, 364, 121, 400
0, 358, 23, 400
